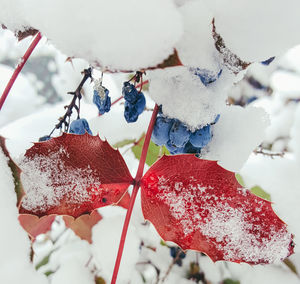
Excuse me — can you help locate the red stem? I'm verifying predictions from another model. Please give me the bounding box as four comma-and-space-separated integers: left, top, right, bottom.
136, 79, 149, 90
111, 96, 123, 107
0, 32, 42, 110
111, 104, 159, 284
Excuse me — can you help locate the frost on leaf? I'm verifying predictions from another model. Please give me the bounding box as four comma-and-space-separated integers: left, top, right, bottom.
141, 155, 294, 264
19, 133, 133, 218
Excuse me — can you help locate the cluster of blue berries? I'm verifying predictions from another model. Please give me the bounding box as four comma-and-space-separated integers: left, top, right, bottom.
152, 112, 218, 155
93, 79, 111, 115
122, 82, 146, 123
169, 246, 186, 266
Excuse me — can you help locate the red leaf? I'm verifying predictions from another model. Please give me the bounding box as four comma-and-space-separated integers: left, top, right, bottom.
19, 210, 102, 243
63, 210, 102, 243
18, 214, 56, 239
152, 49, 182, 69
19, 133, 133, 218
115, 192, 131, 209
141, 155, 294, 264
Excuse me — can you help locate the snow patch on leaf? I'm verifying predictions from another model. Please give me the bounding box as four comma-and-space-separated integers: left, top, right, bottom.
20, 148, 101, 213
200, 202, 291, 263
141, 155, 294, 264
18, 133, 133, 217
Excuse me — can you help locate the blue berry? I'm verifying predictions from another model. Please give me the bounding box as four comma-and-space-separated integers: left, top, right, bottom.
124, 101, 139, 123
93, 88, 111, 115
152, 116, 173, 146
261, 56, 275, 65
189, 125, 212, 148
170, 247, 177, 258
170, 247, 186, 266
122, 82, 139, 103
39, 135, 51, 142
169, 120, 191, 148
246, 96, 258, 104
183, 142, 201, 154
192, 68, 222, 86
166, 140, 185, 155
135, 93, 146, 115
69, 118, 92, 135
247, 77, 267, 90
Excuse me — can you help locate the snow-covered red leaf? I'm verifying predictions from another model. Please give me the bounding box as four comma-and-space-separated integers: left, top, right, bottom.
141, 155, 294, 264
19, 133, 133, 218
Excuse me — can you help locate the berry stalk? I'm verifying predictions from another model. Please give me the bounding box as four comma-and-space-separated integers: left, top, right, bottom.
111, 104, 159, 284
0, 32, 42, 110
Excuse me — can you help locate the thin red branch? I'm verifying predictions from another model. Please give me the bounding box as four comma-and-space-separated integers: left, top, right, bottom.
136, 79, 149, 90
0, 32, 42, 110
111, 96, 123, 107
111, 104, 159, 284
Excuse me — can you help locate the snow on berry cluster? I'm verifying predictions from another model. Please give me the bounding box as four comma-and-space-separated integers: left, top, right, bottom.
152, 111, 217, 155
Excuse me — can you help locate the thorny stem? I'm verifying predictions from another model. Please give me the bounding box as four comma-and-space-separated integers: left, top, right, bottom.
0, 32, 42, 110
49, 68, 92, 136
111, 104, 159, 284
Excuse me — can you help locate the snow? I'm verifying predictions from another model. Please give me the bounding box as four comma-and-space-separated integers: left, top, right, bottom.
290, 104, 300, 165
209, 0, 300, 62
200, 203, 291, 263
0, 64, 44, 127
51, 261, 94, 284
176, 0, 220, 70
18, 0, 183, 70
148, 66, 235, 130
92, 213, 140, 283
0, 0, 27, 31
0, 148, 48, 283
203, 105, 270, 171
271, 71, 300, 98
228, 262, 300, 284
